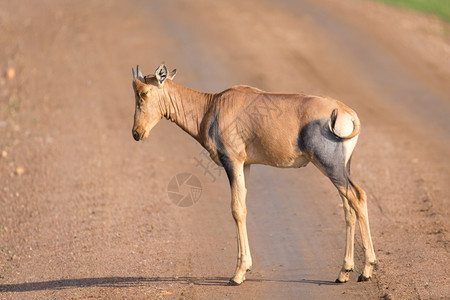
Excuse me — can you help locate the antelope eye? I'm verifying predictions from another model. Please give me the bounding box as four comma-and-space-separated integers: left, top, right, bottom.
140, 92, 147, 98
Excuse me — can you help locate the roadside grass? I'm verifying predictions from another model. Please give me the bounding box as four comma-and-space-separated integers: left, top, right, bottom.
372, 0, 450, 22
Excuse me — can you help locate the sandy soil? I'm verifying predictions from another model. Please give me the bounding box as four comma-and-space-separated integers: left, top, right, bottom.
0, 0, 449, 299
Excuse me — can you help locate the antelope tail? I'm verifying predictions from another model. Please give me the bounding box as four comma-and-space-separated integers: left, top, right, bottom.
329, 108, 360, 139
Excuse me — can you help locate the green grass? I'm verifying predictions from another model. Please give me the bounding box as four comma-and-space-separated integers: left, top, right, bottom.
373, 0, 450, 22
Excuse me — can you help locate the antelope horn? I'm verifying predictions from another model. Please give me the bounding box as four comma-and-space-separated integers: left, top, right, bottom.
137, 65, 143, 79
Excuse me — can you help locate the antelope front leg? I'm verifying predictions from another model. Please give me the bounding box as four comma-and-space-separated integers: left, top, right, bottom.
242, 164, 252, 271
227, 163, 252, 285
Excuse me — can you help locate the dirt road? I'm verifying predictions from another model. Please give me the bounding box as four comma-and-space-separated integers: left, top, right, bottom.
1, 0, 449, 299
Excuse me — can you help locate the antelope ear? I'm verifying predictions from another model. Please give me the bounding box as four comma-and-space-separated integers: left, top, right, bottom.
169, 69, 177, 80
155, 64, 168, 86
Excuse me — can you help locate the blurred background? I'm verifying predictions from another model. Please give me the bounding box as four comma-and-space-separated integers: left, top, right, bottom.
0, 0, 449, 298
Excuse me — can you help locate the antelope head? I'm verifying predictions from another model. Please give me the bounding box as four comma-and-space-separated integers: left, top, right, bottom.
131, 63, 177, 141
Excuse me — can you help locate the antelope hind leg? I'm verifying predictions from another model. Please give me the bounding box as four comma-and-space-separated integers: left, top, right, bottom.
336, 195, 356, 283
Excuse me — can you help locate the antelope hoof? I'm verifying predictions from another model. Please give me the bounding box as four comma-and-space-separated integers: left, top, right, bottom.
357, 274, 371, 282
227, 279, 242, 286
335, 274, 350, 284
336, 269, 352, 283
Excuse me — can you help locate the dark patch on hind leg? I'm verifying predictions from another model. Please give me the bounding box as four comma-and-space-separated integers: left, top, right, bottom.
298, 119, 348, 187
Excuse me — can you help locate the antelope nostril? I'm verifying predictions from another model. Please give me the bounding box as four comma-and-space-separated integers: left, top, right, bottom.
132, 131, 140, 141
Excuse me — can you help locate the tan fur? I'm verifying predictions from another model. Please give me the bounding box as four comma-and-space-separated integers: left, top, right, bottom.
132, 64, 376, 285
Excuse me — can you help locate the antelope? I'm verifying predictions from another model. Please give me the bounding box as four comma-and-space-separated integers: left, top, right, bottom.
131, 63, 376, 285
